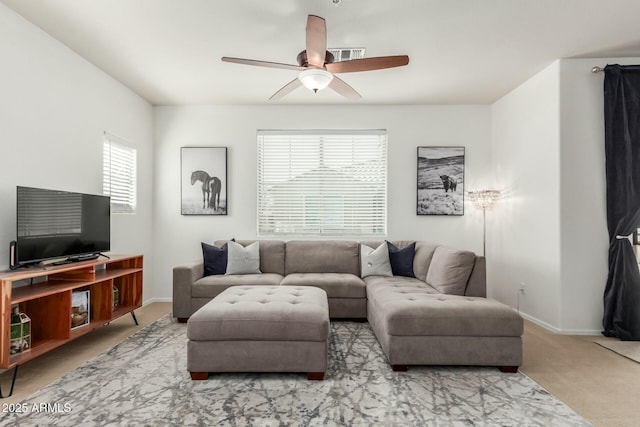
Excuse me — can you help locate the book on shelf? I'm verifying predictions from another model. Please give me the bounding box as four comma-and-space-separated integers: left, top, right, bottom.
71, 290, 90, 329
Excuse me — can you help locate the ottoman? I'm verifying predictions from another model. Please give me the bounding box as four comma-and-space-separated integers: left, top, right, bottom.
187, 286, 330, 380
367, 292, 524, 372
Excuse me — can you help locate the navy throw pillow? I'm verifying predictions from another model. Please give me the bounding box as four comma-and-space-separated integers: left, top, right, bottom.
386, 241, 416, 278
202, 242, 228, 276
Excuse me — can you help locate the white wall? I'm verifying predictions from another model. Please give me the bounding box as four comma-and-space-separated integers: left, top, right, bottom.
0, 5, 155, 300
153, 105, 491, 300
490, 61, 562, 330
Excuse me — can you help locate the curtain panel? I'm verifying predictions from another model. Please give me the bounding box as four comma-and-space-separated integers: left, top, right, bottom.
602, 64, 640, 340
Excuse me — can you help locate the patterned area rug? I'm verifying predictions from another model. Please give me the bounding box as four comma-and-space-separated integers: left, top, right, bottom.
4, 316, 589, 426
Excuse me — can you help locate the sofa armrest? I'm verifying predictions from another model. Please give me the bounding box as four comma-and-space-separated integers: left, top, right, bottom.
173, 261, 204, 319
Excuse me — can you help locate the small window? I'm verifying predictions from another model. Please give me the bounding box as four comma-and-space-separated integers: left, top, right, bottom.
103, 132, 137, 214
257, 130, 387, 236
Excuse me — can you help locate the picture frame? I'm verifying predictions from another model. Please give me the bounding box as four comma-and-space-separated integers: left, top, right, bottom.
416, 146, 465, 216
71, 290, 90, 329
181, 147, 228, 215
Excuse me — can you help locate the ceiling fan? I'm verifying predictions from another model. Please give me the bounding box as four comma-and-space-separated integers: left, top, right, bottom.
221, 15, 410, 100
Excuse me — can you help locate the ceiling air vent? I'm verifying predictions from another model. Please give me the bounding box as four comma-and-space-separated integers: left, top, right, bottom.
328, 48, 366, 62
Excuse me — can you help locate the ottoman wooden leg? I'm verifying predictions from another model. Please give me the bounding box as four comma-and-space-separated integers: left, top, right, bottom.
499, 366, 519, 373
307, 372, 324, 380
392, 364, 408, 372
190, 371, 209, 380
177, 317, 189, 323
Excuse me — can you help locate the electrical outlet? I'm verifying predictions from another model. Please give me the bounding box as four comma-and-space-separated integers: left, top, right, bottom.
519, 283, 526, 295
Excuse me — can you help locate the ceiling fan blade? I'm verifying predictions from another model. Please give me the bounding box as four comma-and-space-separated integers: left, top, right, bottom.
326, 55, 410, 74
328, 76, 361, 100
269, 78, 303, 101
306, 15, 327, 68
222, 56, 305, 71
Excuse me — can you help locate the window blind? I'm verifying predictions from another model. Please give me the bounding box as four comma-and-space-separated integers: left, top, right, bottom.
257, 130, 387, 236
103, 133, 137, 214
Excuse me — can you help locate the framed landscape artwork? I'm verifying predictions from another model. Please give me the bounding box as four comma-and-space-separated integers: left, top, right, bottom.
417, 146, 465, 215
181, 147, 227, 215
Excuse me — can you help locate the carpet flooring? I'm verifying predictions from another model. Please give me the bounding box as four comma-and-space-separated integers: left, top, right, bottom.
3, 316, 589, 426
594, 339, 640, 364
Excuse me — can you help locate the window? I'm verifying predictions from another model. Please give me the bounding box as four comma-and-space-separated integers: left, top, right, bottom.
257, 130, 387, 236
103, 132, 137, 214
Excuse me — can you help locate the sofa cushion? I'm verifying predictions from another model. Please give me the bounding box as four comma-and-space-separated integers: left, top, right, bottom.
192, 273, 283, 298
226, 241, 261, 275
281, 273, 366, 298
364, 276, 439, 297
202, 242, 227, 276
412, 242, 439, 282
364, 276, 438, 312
188, 286, 329, 342
426, 246, 476, 295
215, 240, 286, 275
360, 243, 393, 278
285, 240, 360, 275
387, 241, 416, 277
377, 294, 523, 337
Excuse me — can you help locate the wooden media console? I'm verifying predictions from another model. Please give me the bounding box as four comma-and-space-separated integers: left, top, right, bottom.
0, 255, 143, 391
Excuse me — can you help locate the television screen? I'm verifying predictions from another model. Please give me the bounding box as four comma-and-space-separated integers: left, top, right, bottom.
16, 186, 110, 265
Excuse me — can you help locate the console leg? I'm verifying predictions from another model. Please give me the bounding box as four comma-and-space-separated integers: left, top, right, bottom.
0, 365, 19, 398
392, 364, 408, 372
499, 366, 519, 373
177, 317, 189, 323
307, 372, 324, 380
130, 311, 139, 326
190, 372, 209, 380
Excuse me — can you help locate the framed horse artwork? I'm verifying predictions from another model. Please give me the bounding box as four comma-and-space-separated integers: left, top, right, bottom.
416, 146, 464, 216
181, 147, 227, 215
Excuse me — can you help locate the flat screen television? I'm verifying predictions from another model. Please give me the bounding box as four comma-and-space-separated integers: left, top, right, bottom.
16, 186, 110, 266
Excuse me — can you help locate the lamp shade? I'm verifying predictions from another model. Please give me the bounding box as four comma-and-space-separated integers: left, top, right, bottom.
468, 190, 501, 210
298, 69, 334, 93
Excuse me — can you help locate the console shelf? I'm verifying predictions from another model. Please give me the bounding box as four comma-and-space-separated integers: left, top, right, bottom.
0, 255, 143, 369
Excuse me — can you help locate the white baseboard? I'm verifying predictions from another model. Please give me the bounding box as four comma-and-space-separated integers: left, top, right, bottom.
518, 310, 601, 336
517, 311, 561, 333
142, 297, 172, 305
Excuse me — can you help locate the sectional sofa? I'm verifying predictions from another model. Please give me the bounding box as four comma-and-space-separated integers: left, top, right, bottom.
173, 240, 523, 371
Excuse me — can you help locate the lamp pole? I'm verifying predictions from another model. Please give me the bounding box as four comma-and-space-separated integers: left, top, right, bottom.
468, 190, 501, 258
482, 206, 487, 257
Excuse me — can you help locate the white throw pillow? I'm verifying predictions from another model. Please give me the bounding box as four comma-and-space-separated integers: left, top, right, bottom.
226, 241, 262, 275
360, 243, 393, 278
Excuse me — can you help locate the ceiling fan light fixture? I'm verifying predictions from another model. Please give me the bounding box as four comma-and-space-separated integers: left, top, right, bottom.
298, 68, 333, 93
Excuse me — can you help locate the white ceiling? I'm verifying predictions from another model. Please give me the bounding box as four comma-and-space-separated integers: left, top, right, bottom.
4, 0, 640, 106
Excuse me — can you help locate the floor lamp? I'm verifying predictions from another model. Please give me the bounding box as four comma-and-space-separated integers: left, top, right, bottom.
467, 190, 502, 257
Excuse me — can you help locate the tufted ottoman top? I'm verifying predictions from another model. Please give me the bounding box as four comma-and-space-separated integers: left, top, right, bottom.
376, 293, 523, 337
187, 286, 329, 342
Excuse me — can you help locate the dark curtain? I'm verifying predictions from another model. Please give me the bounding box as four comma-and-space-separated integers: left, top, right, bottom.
602, 64, 640, 340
